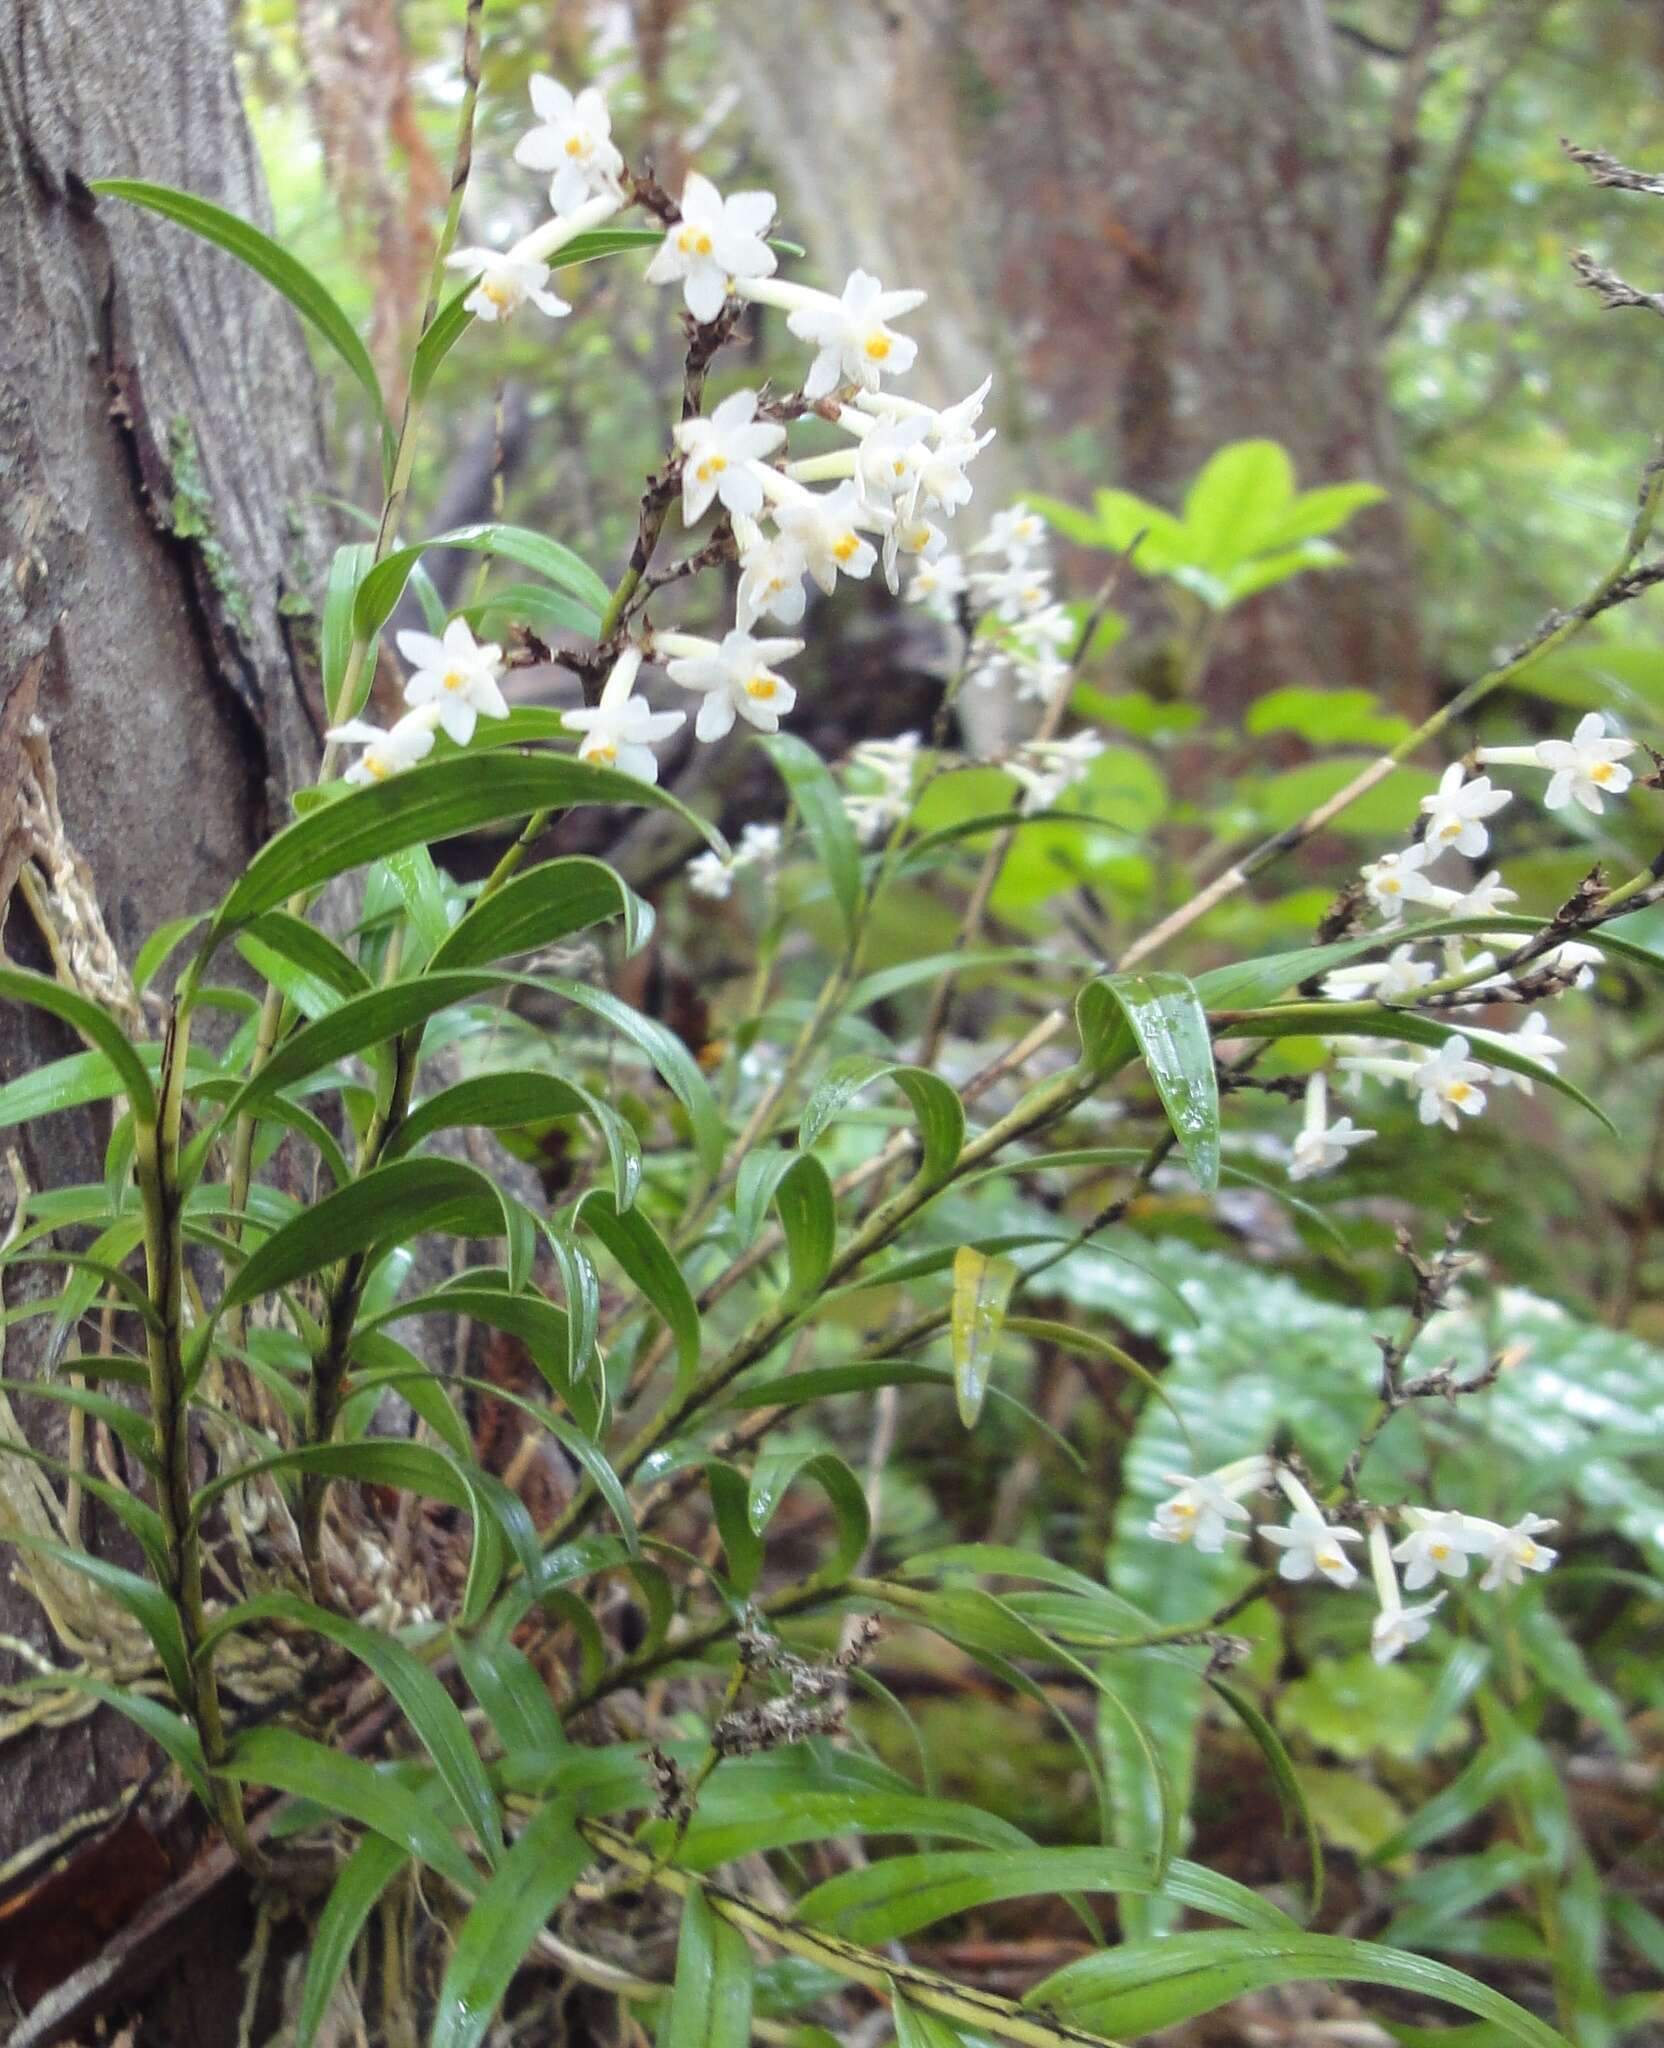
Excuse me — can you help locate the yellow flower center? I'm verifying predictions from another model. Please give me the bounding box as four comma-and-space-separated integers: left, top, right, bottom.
696, 455, 727, 481
1447, 1082, 1473, 1105
1317, 1552, 1343, 1573
831, 532, 860, 563
481, 279, 512, 310
442, 669, 468, 693
364, 752, 391, 781
1591, 761, 1614, 783
587, 739, 618, 765
1430, 1541, 1450, 1561
677, 225, 714, 256
892, 458, 908, 476
564, 132, 588, 158
1169, 1501, 1196, 1520
1518, 1540, 1538, 1562
1438, 819, 1462, 838
864, 330, 892, 361
745, 673, 778, 700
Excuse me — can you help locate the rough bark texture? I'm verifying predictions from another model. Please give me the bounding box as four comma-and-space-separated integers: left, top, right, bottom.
716, 0, 1422, 710
0, 0, 330, 1997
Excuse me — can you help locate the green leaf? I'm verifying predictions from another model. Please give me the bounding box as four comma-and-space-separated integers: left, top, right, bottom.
90, 180, 390, 453
389, 1069, 642, 1210
1083, 971, 1220, 1190
747, 1449, 870, 1577
214, 1592, 501, 1863
798, 1845, 1289, 1944
1180, 439, 1296, 571
385, 845, 454, 963
455, 581, 604, 642
891, 2001, 970, 2048
846, 947, 1043, 1012
575, 1188, 700, 1391
430, 857, 650, 971
1026, 1930, 1568, 2048
734, 1151, 837, 1304
546, 980, 727, 1176
454, 1633, 569, 1757
4, 1533, 189, 1701
23, 1673, 210, 1807
211, 753, 721, 937
224, 1156, 518, 1307
0, 965, 155, 1122
1228, 1000, 1613, 1132
800, 1055, 964, 1186
295, 1833, 408, 2048
219, 1726, 478, 1891
1208, 1676, 1323, 1917
1256, 481, 1387, 551
132, 912, 209, 993
950, 1245, 1018, 1428
218, 969, 502, 1124
237, 911, 372, 1021
663, 1885, 754, 2048
353, 523, 609, 642
431, 1800, 590, 2048
758, 732, 863, 939
322, 541, 377, 717
1003, 1318, 1189, 1441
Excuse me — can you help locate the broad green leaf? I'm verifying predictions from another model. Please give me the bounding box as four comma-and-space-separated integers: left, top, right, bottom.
758, 731, 863, 939
663, 1885, 753, 2048
224, 1156, 518, 1307
430, 1800, 589, 2048
218, 1726, 478, 1891
91, 180, 390, 450
389, 1069, 642, 1209
800, 1055, 964, 1186
575, 1188, 700, 1390
1180, 439, 1296, 570
215, 1592, 500, 1862
798, 1846, 1289, 1943
0, 1042, 193, 1132
1026, 1929, 1567, 2048
295, 1834, 408, 2048
430, 857, 649, 971
353, 523, 609, 642
1082, 971, 1219, 1190
0, 965, 155, 1121
950, 1245, 1018, 1428
1255, 481, 1387, 551
211, 753, 721, 937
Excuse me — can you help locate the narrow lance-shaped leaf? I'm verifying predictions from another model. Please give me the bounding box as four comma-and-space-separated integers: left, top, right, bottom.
1080, 971, 1220, 1191
430, 1800, 591, 2048
352, 523, 610, 642
758, 730, 863, 940
90, 180, 392, 459
951, 1245, 1018, 1428
575, 1188, 701, 1393
208, 753, 724, 940
662, 1884, 754, 2048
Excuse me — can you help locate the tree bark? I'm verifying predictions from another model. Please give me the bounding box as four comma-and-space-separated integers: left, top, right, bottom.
714, 0, 1422, 710
0, 0, 330, 2008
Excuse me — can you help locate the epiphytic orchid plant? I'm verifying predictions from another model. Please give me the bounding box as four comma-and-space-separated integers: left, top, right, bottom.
2, 10, 1662, 2046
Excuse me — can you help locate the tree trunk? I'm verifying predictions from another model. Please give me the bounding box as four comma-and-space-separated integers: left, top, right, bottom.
714, 0, 1422, 710
0, 0, 330, 2016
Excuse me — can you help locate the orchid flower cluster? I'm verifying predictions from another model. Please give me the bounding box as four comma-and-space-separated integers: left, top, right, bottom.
905, 499, 1077, 707
323, 70, 1000, 799
1150, 1456, 1558, 1664
1283, 711, 1639, 1180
